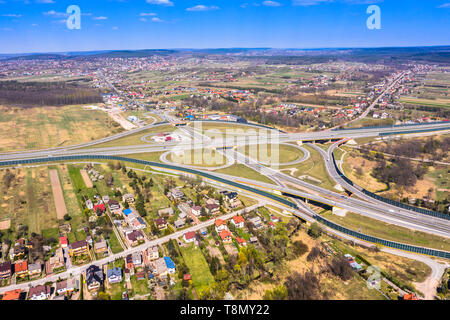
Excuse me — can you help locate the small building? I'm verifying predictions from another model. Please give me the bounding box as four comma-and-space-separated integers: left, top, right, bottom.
107, 267, 123, 284
14, 261, 28, 278
219, 230, 233, 244
2, 289, 21, 301
154, 218, 168, 230
126, 230, 145, 247
86, 265, 104, 291
86, 199, 94, 210
215, 219, 228, 233
60, 236, 68, 248
69, 240, 89, 257
28, 263, 41, 278
231, 215, 245, 228
94, 240, 108, 254
108, 199, 121, 211
236, 237, 247, 247
0, 261, 11, 280
147, 246, 159, 261
206, 203, 220, 215
28, 285, 51, 300
183, 231, 196, 243
191, 206, 202, 217
174, 219, 185, 229
158, 207, 174, 217
123, 193, 135, 204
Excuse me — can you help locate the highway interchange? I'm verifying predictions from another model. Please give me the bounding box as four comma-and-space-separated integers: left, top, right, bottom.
0, 70, 449, 297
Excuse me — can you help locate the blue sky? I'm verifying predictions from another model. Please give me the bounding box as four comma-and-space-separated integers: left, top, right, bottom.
0, 0, 449, 53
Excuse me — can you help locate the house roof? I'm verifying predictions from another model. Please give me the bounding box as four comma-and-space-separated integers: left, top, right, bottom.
232, 216, 245, 224
94, 203, 106, 212
107, 267, 122, 278
236, 237, 247, 244
123, 208, 132, 216
60, 236, 68, 245
14, 261, 28, 272
219, 230, 233, 240
29, 285, 50, 297
155, 218, 167, 225
2, 289, 21, 300
184, 231, 196, 240
215, 219, 226, 227
0, 261, 11, 273
70, 240, 87, 249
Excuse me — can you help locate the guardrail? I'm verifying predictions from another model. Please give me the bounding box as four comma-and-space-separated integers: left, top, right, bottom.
331, 121, 449, 132
379, 127, 449, 136
315, 215, 450, 259
0, 154, 449, 259
331, 144, 450, 221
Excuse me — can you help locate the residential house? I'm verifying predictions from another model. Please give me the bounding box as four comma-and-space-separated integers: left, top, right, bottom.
108, 199, 121, 211
107, 267, 123, 284
136, 271, 146, 281
123, 193, 135, 204
2, 289, 21, 301
147, 246, 159, 261
154, 218, 168, 230
0, 261, 11, 280
93, 203, 106, 215
132, 252, 143, 267
231, 215, 245, 228
14, 261, 28, 278
102, 195, 110, 204
86, 265, 104, 291
94, 240, 108, 255
60, 236, 68, 248
168, 188, 184, 201
222, 191, 242, 208
132, 217, 147, 230
205, 198, 220, 206
249, 237, 259, 245
10, 245, 25, 260
191, 206, 202, 217
174, 219, 185, 229
28, 285, 51, 300
46, 248, 65, 274
215, 219, 228, 233
178, 202, 192, 216
86, 199, 94, 210
28, 263, 41, 278
270, 215, 280, 223
126, 254, 134, 270
68, 240, 89, 257
219, 230, 233, 244
236, 237, 247, 247
183, 231, 196, 243
206, 203, 220, 215
248, 216, 263, 230
56, 280, 68, 295
126, 230, 144, 247
158, 207, 174, 217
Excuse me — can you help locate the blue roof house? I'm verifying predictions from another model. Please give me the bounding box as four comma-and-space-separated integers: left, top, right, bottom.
164, 257, 176, 274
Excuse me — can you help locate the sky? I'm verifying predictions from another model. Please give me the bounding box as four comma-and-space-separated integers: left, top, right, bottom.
0, 0, 449, 54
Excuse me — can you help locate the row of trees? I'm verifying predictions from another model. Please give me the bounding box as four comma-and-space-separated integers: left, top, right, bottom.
0, 80, 103, 106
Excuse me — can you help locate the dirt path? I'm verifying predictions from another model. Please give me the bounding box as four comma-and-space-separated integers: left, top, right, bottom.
80, 169, 93, 188
49, 169, 68, 220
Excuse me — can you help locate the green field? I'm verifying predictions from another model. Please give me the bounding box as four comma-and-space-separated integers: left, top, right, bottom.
180, 244, 215, 289
240, 144, 303, 164
214, 164, 275, 184
279, 145, 339, 192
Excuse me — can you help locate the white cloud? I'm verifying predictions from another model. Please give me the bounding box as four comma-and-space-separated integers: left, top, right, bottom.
2, 14, 22, 18
93, 16, 108, 20
438, 3, 450, 8
140, 12, 157, 16
146, 0, 174, 6
263, 1, 281, 6
152, 17, 164, 22
187, 5, 220, 11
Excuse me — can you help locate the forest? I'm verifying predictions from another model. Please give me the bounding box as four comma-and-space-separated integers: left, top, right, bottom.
0, 80, 103, 107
